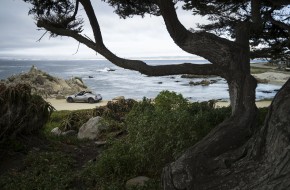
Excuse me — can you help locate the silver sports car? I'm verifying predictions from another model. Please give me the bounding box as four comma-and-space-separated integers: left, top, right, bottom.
66, 91, 102, 103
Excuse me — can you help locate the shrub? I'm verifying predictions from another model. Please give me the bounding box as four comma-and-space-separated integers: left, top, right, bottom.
0, 83, 54, 145
59, 109, 96, 131
125, 91, 231, 175
95, 99, 136, 121
88, 91, 231, 189
46, 99, 136, 134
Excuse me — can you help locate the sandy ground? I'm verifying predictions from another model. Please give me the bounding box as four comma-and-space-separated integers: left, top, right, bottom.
46, 98, 109, 111
251, 62, 290, 85
46, 98, 272, 111
215, 100, 272, 108
253, 72, 290, 85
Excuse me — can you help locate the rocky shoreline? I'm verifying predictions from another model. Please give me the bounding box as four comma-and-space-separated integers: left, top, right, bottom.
2, 65, 87, 98
2, 63, 289, 108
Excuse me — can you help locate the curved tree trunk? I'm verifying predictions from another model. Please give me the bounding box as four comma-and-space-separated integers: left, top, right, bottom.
162, 79, 290, 189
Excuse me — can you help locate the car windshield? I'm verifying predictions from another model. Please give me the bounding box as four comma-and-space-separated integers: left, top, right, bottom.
76, 91, 85, 96
75, 91, 96, 96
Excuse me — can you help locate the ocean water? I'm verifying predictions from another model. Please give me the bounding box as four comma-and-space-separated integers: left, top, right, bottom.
0, 59, 281, 101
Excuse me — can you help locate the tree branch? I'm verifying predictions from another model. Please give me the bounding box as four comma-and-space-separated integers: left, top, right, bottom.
36, 31, 48, 42
156, 0, 241, 67
37, 20, 96, 50
79, 0, 104, 46
72, 0, 80, 19
250, 0, 263, 33
136, 63, 220, 77
37, 19, 220, 77
269, 16, 290, 32
72, 42, 81, 55
35, 0, 234, 78
266, 0, 290, 6
251, 0, 262, 25
64, 0, 80, 24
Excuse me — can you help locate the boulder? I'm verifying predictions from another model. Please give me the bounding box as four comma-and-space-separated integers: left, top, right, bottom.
125, 176, 150, 189
189, 79, 212, 86
75, 78, 84, 87
51, 127, 62, 136
112, 96, 125, 101
77, 116, 108, 140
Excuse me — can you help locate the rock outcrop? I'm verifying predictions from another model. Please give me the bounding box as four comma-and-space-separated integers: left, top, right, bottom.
4, 65, 87, 98
77, 116, 108, 140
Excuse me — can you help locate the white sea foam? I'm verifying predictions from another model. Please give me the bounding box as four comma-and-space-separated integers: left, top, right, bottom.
96, 67, 116, 72
0, 59, 283, 101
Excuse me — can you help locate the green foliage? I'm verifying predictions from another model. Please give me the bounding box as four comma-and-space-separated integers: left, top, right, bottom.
44, 106, 130, 135
88, 91, 231, 189
79, 140, 137, 189
103, 0, 160, 18
0, 151, 75, 190
0, 83, 54, 145
0, 90, 270, 189
126, 91, 231, 174
23, 0, 83, 36
95, 99, 137, 121
44, 109, 96, 132
43, 110, 71, 132
59, 109, 96, 131
42, 109, 97, 146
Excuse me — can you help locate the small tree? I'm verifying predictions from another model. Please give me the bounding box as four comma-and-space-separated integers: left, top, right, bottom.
23, 0, 290, 189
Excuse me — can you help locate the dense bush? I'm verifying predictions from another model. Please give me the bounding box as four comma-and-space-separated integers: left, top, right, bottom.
47, 99, 136, 133
0, 83, 53, 145
0, 90, 269, 189
125, 91, 231, 175
86, 91, 231, 189
95, 99, 137, 121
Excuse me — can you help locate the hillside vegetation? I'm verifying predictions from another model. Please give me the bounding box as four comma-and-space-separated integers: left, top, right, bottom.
0, 91, 269, 189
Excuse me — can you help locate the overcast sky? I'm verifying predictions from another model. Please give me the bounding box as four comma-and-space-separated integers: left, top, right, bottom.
0, 0, 207, 60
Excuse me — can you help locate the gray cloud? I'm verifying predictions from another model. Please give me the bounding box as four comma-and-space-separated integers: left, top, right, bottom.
0, 1, 206, 59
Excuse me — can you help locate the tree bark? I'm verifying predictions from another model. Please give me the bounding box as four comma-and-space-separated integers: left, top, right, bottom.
162, 79, 290, 190
226, 24, 257, 116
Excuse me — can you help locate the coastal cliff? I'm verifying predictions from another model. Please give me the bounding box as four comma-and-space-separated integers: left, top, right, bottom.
3, 65, 87, 98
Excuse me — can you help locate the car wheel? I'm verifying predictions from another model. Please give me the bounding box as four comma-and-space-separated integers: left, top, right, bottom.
88, 98, 95, 104
67, 97, 74, 103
